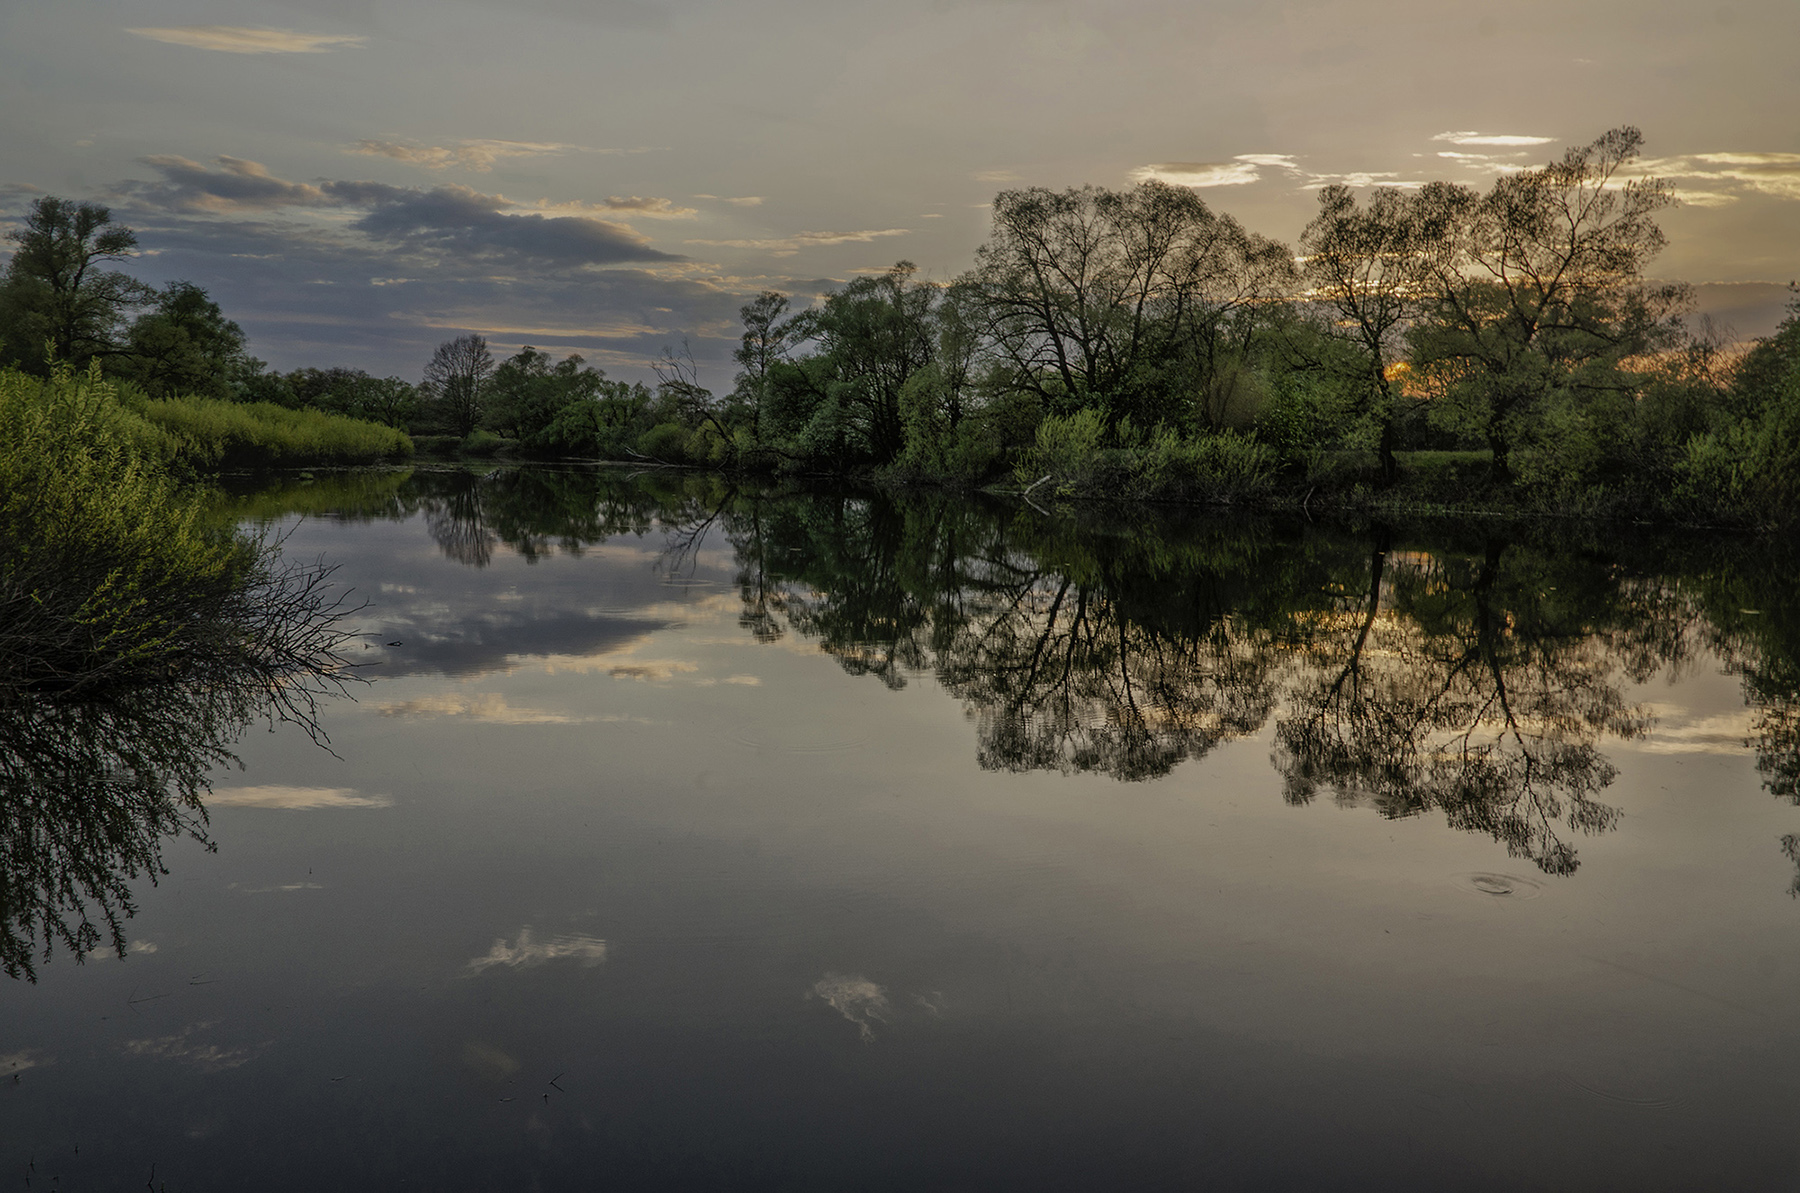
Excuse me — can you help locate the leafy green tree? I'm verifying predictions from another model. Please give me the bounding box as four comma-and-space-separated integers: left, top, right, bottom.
729, 291, 804, 442
774, 262, 939, 465
0, 197, 152, 372
115, 283, 253, 399
483, 346, 606, 440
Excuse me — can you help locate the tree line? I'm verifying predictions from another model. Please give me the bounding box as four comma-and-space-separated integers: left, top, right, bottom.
7, 126, 1798, 521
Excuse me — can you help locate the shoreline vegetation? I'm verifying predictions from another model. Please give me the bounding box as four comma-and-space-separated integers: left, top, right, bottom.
2, 127, 1798, 528
0, 363, 361, 980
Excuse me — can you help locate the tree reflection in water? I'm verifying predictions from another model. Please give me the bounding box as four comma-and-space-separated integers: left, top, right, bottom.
0, 562, 356, 980
240, 466, 1800, 883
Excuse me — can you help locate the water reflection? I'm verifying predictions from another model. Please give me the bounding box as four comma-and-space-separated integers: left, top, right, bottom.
0, 563, 354, 979
239, 466, 1800, 880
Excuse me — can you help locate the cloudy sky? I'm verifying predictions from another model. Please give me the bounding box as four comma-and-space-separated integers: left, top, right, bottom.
3, 0, 1796, 386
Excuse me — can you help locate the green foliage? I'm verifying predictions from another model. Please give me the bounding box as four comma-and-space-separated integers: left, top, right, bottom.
637, 421, 691, 463
0, 364, 254, 691
139, 394, 413, 469
113, 282, 254, 400
0, 197, 151, 372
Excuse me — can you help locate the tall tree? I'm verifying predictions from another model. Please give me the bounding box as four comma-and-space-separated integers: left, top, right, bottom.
422, 334, 494, 436
0, 197, 152, 371
1299, 185, 1432, 485
967, 181, 1294, 431
116, 282, 252, 399
730, 291, 803, 441
1408, 128, 1688, 482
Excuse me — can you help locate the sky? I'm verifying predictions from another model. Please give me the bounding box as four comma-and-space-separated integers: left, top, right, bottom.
2, 0, 1796, 388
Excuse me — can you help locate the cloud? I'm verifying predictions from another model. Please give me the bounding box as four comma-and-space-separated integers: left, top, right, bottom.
348, 183, 683, 265
1, 1051, 43, 1076
523, 196, 698, 220
1432, 131, 1555, 147
124, 1024, 262, 1072
694, 194, 765, 206
467, 928, 608, 974
972, 169, 1020, 184
1131, 160, 1262, 188
606, 659, 699, 681
1632, 707, 1756, 755
1636, 152, 1800, 203
809, 973, 890, 1042
351, 139, 586, 173
684, 228, 909, 257
208, 785, 393, 809
376, 692, 590, 723
136, 155, 330, 212
127, 26, 367, 54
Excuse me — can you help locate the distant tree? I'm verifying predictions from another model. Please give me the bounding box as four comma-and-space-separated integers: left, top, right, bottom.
484, 346, 606, 440
0, 196, 152, 371
421, 334, 494, 436
116, 282, 252, 399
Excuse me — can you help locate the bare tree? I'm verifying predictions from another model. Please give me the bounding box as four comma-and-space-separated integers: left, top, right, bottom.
422, 334, 494, 436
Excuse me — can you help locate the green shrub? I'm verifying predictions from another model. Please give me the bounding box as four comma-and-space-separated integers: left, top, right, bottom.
1, 365, 254, 692
1015, 408, 1106, 487
459, 429, 508, 457
637, 421, 690, 463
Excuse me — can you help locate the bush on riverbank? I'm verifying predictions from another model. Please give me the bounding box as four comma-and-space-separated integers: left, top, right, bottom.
1, 365, 255, 693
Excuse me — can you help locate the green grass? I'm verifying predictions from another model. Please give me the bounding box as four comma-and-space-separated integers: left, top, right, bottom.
140, 395, 413, 469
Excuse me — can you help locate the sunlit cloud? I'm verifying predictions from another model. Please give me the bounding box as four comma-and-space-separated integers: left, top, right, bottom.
1636, 152, 1800, 203
1132, 161, 1260, 187
351, 139, 580, 172
127, 26, 367, 53
684, 228, 909, 257
694, 194, 765, 206
1432, 131, 1555, 147
972, 169, 1020, 184
1131, 154, 1301, 189
522, 195, 698, 220
208, 785, 394, 809
810, 973, 890, 1042
467, 928, 608, 974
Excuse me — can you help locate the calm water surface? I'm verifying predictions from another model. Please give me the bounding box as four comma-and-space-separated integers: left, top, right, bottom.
7, 466, 1800, 1190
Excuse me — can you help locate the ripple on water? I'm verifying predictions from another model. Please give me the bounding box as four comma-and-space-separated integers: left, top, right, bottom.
1452, 872, 1546, 900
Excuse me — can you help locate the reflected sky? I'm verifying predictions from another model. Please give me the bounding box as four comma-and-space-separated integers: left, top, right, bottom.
7, 467, 1800, 1189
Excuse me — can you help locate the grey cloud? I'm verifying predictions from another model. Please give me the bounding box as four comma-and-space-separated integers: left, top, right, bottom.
135, 155, 332, 212
349, 184, 683, 266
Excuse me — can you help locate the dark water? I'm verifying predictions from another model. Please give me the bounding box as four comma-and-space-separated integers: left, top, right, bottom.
7, 465, 1800, 1190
